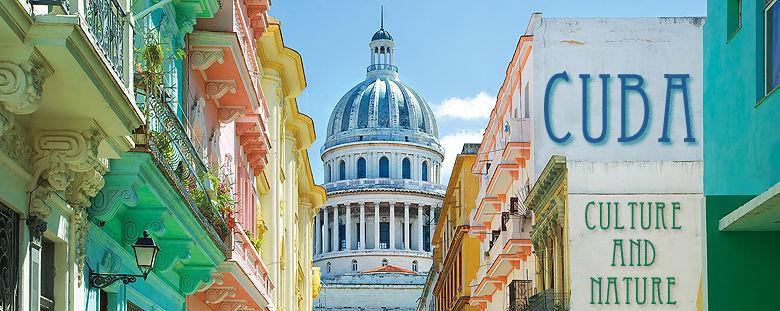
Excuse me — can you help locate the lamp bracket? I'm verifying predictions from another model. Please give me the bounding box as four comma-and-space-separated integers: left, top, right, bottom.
88, 266, 147, 289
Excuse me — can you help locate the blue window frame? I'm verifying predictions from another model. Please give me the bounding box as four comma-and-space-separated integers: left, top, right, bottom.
357, 157, 367, 178
767, 0, 780, 92
421, 162, 429, 182
339, 160, 346, 180
379, 156, 389, 178
402, 158, 411, 179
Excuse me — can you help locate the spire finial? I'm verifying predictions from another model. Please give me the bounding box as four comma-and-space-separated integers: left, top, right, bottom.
380, 5, 384, 29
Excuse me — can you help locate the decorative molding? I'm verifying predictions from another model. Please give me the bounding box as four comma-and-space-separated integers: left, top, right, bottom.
206, 80, 237, 101
190, 48, 225, 71
217, 106, 246, 123
204, 286, 237, 304
153, 238, 193, 272
219, 301, 252, 311
0, 118, 32, 167
90, 184, 139, 222
122, 208, 167, 246
179, 265, 216, 295
0, 61, 49, 116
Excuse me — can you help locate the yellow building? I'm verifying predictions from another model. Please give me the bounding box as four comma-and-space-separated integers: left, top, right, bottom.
257, 20, 327, 311
525, 155, 569, 308
424, 144, 482, 311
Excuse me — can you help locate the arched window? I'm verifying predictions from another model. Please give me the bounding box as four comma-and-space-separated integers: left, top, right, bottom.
381, 259, 388, 267
379, 156, 389, 178
421, 162, 429, 182
352, 259, 358, 271
327, 262, 332, 273
339, 160, 346, 180
412, 260, 418, 272
325, 163, 331, 182
402, 158, 411, 179
357, 157, 366, 178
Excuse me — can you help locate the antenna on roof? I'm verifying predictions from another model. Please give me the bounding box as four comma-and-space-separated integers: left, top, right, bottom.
380, 5, 384, 29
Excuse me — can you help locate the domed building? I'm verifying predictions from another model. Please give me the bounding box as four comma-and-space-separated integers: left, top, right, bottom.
312, 22, 445, 311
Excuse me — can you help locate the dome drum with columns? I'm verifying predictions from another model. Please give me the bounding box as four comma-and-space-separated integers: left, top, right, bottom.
313, 20, 443, 311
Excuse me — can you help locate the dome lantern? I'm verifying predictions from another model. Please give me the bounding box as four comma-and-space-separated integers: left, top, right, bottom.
368, 6, 397, 77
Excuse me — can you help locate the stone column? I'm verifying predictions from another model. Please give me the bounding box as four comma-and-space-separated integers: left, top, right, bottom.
346, 204, 352, 251
417, 204, 424, 251
360, 202, 366, 250
322, 206, 329, 253
404, 203, 410, 250
389, 203, 396, 250
315, 211, 321, 255
374, 202, 380, 249
428, 205, 435, 252
333, 205, 340, 251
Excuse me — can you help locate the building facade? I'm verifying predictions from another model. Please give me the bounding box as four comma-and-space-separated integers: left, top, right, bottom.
313, 24, 444, 311
467, 24, 535, 311
429, 144, 482, 311
702, 0, 780, 310
0, 0, 324, 308
525, 15, 705, 311
257, 20, 327, 311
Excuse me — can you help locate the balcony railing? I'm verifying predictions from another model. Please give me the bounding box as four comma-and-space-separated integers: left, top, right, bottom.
527, 289, 570, 311
324, 178, 445, 195
85, 0, 126, 81
229, 224, 273, 296
366, 64, 398, 73
31, 0, 129, 83
135, 78, 230, 254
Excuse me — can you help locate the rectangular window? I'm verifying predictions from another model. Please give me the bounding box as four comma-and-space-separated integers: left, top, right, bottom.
767, 0, 780, 92
379, 222, 390, 249
339, 224, 346, 251
728, 0, 742, 39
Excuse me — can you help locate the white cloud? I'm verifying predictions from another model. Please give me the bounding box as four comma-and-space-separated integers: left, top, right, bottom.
439, 129, 484, 183
434, 91, 495, 120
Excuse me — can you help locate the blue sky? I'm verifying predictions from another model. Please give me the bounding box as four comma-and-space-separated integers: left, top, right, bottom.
270, 0, 706, 184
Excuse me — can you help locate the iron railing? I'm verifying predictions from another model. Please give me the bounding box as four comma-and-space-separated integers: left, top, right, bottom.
136, 83, 230, 255
84, 0, 127, 82
366, 64, 398, 73
507, 280, 532, 311
527, 289, 570, 311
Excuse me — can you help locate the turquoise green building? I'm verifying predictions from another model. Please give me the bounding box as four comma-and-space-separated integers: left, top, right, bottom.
704, 0, 780, 309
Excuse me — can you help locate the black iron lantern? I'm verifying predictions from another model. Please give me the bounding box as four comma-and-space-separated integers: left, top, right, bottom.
89, 230, 160, 289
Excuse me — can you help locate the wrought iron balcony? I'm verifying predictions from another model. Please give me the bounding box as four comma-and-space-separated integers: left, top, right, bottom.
366, 64, 398, 73
30, 0, 128, 83
527, 289, 571, 311
84, 0, 126, 81
135, 82, 231, 254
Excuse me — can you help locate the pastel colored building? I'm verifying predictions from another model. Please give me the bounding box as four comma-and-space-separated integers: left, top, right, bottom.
703, 0, 780, 310
183, 0, 275, 309
467, 24, 535, 311
429, 143, 482, 311
313, 23, 443, 311
524, 14, 705, 311
257, 20, 327, 311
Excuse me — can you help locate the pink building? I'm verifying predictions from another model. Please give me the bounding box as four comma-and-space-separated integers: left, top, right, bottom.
184, 0, 275, 309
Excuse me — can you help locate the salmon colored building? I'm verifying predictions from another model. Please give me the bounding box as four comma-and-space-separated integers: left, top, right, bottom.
185, 0, 275, 309
467, 25, 535, 311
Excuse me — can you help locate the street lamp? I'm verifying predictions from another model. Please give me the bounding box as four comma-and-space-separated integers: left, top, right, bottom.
89, 230, 160, 289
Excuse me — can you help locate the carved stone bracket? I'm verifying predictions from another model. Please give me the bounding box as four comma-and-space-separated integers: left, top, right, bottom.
122, 207, 167, 246
179, 265, 217, 295
217, 106, 246, 123
0, 60, 49, 120
219, 300, 252, 311
90, 184, 139, 223
206, 80, 237, 101
204, 286, 237, 304
190, 48, 225, 71
153, 238, 193, 272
